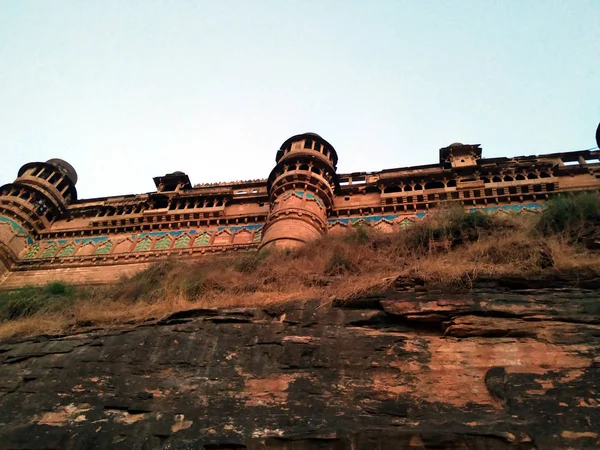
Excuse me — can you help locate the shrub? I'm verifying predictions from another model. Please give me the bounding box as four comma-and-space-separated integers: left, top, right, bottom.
0, 282, 75, 321
400, 206, 496, 252
474, 237, 554, 269
111, 261, 175, 301
46, 281, 68, 295
234, 251, 267, 273
537, 192, 600, 237
344, 224, 371, 245
177, 277, 207, 300
324, 246, 359, 275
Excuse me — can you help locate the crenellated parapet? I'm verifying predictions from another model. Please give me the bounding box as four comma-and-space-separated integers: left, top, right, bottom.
261, 133, 338, 249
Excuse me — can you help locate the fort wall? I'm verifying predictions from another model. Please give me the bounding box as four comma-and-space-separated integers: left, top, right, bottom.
1, 262, 153, 289
1, 133, 600, 288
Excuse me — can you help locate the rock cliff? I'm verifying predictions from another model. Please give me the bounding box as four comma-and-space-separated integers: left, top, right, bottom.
1, 276, 599, 449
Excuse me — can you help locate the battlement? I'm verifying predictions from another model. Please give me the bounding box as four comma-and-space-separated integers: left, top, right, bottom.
1, 133, 600, 288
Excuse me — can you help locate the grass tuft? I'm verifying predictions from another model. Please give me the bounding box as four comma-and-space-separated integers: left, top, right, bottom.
0, 281, 76, 321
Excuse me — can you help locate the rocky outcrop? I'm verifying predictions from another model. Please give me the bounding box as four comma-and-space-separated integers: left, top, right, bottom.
1, 277, 599, 449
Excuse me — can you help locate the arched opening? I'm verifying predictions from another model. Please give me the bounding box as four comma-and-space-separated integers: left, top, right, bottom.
299, 163, 310, 171
384, 185, 402, 194
414, 184, 423, 190
492, 176, 502, 182
540, 172, 551, 178
516, 174, 526, 181
480, 177, 490, 183
424, 180, 445, 190
403, 185, 413, 192
504, 175, 514, 182
527, 173, 538, 179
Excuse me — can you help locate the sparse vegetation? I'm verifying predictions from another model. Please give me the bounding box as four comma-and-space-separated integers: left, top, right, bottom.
537, 192, 600, 238
0, 281, 76, 321
2, 199, 600, 340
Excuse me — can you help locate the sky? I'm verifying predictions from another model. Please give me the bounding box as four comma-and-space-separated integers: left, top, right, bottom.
0, 1, 599, 199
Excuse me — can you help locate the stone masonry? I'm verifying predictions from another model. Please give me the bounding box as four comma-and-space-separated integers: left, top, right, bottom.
1, 133, 600, 287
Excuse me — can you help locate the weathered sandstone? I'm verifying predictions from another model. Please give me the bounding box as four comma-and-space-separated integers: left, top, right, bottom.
1, 277, 599, 449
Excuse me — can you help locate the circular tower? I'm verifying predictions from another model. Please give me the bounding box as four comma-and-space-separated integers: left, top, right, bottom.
0, 158, 78, 237
261, 133, 338, 250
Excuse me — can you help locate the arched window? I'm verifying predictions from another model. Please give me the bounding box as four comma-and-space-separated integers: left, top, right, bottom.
540, 172, 551, 178
516, 174, 526, 181
504, 175, 514, 182
414, 184, 423, 190
299, 164, 310, 171
527, 173, 538, 179
403, 185, 413, 192
424, 180, 445, 190
492, 176, 502, 182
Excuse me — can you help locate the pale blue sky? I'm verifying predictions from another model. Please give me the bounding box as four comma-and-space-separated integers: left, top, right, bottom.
1, 1, 598, 198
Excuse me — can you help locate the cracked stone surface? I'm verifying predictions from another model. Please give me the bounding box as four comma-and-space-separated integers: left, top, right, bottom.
0, 276, 599, 449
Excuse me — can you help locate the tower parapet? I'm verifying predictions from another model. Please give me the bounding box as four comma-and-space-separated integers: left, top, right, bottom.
261, 133, 338, 249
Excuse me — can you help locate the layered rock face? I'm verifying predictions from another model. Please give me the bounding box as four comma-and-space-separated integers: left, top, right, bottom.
1, 278, 599, 449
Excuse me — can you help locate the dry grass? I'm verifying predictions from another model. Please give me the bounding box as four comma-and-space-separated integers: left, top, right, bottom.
3, 203, 600, 341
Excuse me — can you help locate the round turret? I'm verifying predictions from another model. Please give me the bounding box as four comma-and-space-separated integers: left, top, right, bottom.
261, 133, 338, 250
0, 159, 78, 236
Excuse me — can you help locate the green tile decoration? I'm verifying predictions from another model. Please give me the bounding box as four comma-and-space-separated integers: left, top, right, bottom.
193, 232, 210, 247
22, 244, 40, 259
253, 230, 262, 243
58, 243, 76, 257
41, 244, 58, 258
95, 241, 113, 255
134, 237, 152, 252
173, 234, 191, 249
154, 235, 171, 250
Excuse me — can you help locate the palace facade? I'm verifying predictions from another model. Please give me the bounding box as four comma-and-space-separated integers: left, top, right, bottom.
1, 132, 600, 288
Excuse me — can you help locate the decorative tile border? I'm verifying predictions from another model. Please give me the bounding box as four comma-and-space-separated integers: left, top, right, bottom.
0, 217, 35, 245
14, 204, 547, 261
19, 225, 265, 261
